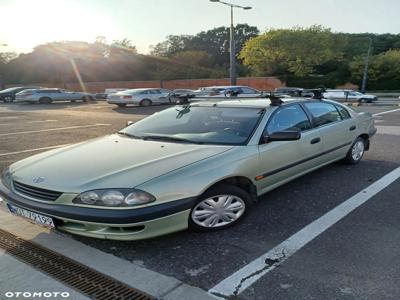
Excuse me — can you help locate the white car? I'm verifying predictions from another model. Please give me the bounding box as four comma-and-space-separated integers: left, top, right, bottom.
323, 90, 378, 103
107, 88, 173, 107
15, 88, 95, 104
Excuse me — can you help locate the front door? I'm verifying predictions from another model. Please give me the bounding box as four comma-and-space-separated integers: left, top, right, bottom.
257, 104, 324, 194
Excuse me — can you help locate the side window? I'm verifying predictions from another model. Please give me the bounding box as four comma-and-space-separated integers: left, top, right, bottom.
304, 102, 342, 127
335, 105, 351, 119
241, 87, 257, 94
266, 105, 311, 134
149, 89, 161, 94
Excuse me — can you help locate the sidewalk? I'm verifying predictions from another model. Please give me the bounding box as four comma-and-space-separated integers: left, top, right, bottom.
0, 206, 216, 300
0, 248, 89, 300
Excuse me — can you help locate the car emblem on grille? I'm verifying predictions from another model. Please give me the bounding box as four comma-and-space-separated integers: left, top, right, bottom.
33, 177, 45, 183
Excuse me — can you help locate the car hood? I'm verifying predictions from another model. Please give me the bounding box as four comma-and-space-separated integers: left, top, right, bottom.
10, 134, 233, 193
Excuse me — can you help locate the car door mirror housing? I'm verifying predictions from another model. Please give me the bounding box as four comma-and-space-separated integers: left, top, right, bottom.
126, 121, 134, 126
264, 131, 301, 143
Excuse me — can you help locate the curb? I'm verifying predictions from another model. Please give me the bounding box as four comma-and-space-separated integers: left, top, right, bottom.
0, 208, 217, 300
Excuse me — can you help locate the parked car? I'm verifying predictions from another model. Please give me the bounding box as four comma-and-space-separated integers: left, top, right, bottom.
107, 88, 173, 107
275, 87, 314, 97
95, 89, 128, 100
171, 89, 196, 104
195, 86, 263, 98
14, 88, 95, 104
172, 89, 196, 97
0, 97, 376, 240
0, 86, 41, 102
323, 90, 378, 103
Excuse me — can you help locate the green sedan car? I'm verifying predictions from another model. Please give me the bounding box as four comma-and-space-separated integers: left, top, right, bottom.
0, 98, 376, 240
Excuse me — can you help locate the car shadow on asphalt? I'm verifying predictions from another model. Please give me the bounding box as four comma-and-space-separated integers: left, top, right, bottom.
2, 101, 99, 111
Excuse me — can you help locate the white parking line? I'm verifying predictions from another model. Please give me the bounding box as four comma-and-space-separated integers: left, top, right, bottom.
0, 123, 111, 137
373, 108, 400, 116
0, 120, 57, 126
0, 144, 71, 157
209, 166, 400, 298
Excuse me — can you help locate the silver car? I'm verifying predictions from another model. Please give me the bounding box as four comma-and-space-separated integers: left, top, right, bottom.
323, 90, 378, 103
107, 88, 173, 107
15, 88, 95, 104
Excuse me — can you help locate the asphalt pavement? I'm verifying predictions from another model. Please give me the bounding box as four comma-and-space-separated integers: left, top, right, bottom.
0, 101, 399, 300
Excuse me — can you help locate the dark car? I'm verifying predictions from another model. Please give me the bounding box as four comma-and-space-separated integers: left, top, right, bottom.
0, 86, 41, 102
275, 87, 314, 98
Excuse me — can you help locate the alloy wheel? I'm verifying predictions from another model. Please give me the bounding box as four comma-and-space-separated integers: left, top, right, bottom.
351, 140, 365, 161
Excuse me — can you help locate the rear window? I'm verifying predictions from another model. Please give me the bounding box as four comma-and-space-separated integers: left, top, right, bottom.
335, 105, 351, 119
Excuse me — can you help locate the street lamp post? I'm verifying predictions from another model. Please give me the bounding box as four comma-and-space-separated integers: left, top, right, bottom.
209, 0, 252, 85
0, 43, 8, 90
361, 37, 372, 93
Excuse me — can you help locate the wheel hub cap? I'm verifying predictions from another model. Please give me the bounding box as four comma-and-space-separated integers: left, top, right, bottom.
191, 195, 246, 228
351, 140, 364, 161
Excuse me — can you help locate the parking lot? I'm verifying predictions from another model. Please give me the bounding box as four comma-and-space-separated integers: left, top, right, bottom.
1, 101, 400, 299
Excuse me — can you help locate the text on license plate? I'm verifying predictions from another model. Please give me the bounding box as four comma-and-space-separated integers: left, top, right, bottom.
6, 203, 55, 228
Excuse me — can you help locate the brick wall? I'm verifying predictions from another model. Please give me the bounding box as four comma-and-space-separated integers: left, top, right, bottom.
5, 77, 284, 93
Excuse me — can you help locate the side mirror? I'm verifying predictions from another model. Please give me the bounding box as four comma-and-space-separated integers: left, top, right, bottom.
126, 121, 134, 126
263, 130, 301, 143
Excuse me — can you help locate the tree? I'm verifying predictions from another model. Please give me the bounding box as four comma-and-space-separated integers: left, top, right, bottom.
150, 35, 193, 57
151, 24, 259, 67
171, 50, 214, 68
239, 26, 344, 77
349, 50, 400, 90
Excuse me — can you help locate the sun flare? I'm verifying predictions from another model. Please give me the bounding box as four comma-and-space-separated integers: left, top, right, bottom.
0, 0, 119, 53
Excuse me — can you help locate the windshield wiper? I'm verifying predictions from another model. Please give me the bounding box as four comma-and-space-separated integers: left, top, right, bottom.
117, 131, 143, 139
141, 135, 203, 144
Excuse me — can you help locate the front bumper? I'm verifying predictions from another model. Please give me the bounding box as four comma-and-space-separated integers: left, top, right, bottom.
0, 180, 195, 240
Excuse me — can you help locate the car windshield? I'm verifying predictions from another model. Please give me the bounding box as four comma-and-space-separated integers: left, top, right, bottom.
0, 87, 22, 93
119, 106, 264, 145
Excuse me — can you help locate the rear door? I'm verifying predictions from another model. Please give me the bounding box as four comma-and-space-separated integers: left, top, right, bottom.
303, 102, 355, 162
159, 89, 172, 103
148, 89, 162, 103
49, 90, 63, 101
257, 104, 324, 194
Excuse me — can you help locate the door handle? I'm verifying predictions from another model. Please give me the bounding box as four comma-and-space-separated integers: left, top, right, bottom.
349, 125, 356, 131
310, 137, 321, 144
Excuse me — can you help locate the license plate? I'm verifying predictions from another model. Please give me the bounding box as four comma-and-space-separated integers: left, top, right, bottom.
6, 203, 55, 228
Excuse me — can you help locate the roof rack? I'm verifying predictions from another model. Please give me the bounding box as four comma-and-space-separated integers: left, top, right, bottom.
305, 88, 326, 100
264, 93, 284, 106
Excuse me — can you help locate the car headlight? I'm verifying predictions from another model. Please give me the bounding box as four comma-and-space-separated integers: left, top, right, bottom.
73, 189, 156, 207
1, 167, 12, 189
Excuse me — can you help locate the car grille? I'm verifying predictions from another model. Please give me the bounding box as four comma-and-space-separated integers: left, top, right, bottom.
13, 181, 62, 201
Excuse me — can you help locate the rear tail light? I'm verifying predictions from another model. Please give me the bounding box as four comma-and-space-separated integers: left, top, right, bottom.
123, 95, 132, 99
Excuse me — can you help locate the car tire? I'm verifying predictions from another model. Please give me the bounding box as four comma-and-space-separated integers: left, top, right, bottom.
39, 97, 52, 104
82, 96, 93, 102
117, 104, 127, 107
140, 99, 152, 107
4, 96, 13, 103
344, 137, 366, 164
189, 184, 252, 231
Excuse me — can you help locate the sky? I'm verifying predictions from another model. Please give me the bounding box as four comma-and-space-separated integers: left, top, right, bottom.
0, 0, 399, 54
